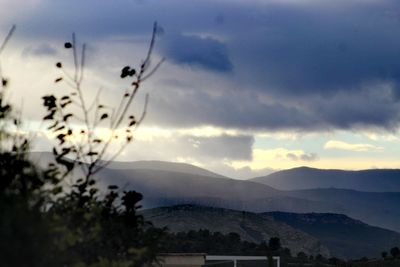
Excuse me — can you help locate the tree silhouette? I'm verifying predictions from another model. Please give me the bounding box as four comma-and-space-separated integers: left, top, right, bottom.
390, 247, 400, 258
0, 24, 167, 267
269, 237, 281, 251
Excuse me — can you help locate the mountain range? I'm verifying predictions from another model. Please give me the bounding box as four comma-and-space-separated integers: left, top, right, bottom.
141, 204, 330, 257
142, 204, 400, 259
252, 167, 400, 192
265, 211, 400, 259
29, 152, 400, 258
91, 162, 400, 233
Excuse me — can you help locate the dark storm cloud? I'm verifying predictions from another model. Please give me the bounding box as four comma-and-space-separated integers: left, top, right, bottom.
186, 135, 253, 160
231, 0, 400, 97
7, 0, 400, 131
161, 34, 232, 72
146, 85, 320, 130
128, 134, 254, 161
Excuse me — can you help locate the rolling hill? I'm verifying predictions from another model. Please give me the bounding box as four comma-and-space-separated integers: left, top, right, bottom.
95, 167, 345, 213
140, 204, 330, 257
265, 211, 400, 259
29, 153, 400, 233
251, 167, 400, 192
93, 166, 400, 232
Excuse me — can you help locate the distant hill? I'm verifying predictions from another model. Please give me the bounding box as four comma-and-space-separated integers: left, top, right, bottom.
28, 152, 225, 178
141, 204, 330, 257
28, 153, 400, 233
107, 160, 226, 178
251, 167, 400, 192
93, 167, 400, 233
265, 211, 400, 259
284, 188, 400, 233
94, 167, 345, 213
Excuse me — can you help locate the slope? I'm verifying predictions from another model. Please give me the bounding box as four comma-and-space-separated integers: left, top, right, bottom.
141, 204, 330, 257
251, 167, 400, 192
265, 211, 400, 259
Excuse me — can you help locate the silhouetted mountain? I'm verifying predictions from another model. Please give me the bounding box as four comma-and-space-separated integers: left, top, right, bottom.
284, 188, 400, 233
28, 152, 225, 178
107, 160, 226, 178
141, 204, 330, 257
95, 168, 345, 213
28, 153, 400, 233
251, 167, 400, 192
265, 211, 400, 259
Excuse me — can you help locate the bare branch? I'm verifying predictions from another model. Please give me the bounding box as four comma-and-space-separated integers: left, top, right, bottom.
0, 25, 16, 56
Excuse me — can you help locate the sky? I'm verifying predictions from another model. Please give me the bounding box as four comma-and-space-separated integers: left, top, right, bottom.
2, 0, 400, 178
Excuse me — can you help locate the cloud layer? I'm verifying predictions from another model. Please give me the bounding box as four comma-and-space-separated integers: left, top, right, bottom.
3, 0, 400, 132
3, 0, 400, 176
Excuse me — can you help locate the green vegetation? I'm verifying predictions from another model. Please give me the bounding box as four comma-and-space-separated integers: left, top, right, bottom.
0, 25, 166, 267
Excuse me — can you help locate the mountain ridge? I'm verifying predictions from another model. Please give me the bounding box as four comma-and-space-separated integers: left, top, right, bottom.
251, 166, 400, 192
264, 211, 400, 259
140, 204, 330, 257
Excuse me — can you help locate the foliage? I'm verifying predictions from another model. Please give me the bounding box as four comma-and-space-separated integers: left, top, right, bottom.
390, 247, 400, 258
0, 24, 167, 267
161, 229, 285, 256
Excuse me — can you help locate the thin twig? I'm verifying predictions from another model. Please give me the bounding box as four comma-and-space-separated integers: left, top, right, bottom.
0, 25, 16, 56
72, 33, 79, 82
141, 58, 165, 82
78, 43, 86, 84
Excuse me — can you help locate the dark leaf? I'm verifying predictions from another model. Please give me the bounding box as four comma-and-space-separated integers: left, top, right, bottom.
60, 148, 71, 157
60, 100, 72, 108
55, 125, 65, 132
52, 186, 63, 195
87, 151, 98, 156
129, 120, 136, 127
120, 66, 130, 78
64, 42, 72, 49
128, 69, 136, 76
56, 157, 74, 172
43, 110, 56, 120
89, 188, 98, 196
108, 185, 118, 190
63, 114, 73, 122
100, 113, 108, 120
42, 95, 57, 110
2, 78, 7, 86
55, 77, 63, 83
47, 121, 59, 130
56, 133, 66, 144
56, 62, 62, 68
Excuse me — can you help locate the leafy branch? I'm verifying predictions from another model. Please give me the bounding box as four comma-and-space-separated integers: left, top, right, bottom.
42, 22, 164, 196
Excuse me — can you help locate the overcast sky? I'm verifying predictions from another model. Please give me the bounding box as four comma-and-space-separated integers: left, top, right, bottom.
2, 0, 400, 178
